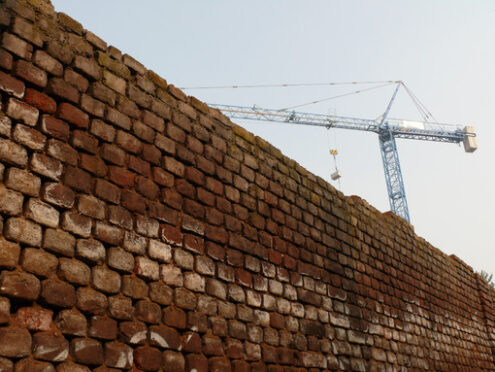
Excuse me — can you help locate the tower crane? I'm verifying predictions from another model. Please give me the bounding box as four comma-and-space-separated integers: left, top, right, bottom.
208, 82, 477, 223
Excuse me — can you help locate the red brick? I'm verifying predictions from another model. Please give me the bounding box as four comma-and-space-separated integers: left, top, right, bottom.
71, 338, 104, 366
108, 166, 136, 187
162, 350, 185, 372
80, 154, 107, 177
136, 176, 159, 199
15, 60, 47, 87
209, 357, 232, 372
16, 307, 53, 331
161, 188, 183, 210
134, 346, 162, 371
0, 70, 24, 98
41, 115, 70, 140
95, 179, 121, 204
64, 166, 92, 193
58, 103, 89, 129
135, 301, 162, 324
143, 144, 161, 165
71, 130, 98, 153
89, 316, 118, 340
163, 306, 186, 329
186, 354, 208, 372
41, 279, 76, 308
24, 88, 57, 114
128, 155, 151, 177
100, 144, 126, 166
48, 77, 80, 103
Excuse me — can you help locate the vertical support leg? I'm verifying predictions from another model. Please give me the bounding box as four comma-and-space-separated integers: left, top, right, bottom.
379, 130, 411, 222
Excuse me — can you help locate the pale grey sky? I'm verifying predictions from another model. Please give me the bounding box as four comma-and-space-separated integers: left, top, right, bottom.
52, 0, 495, 274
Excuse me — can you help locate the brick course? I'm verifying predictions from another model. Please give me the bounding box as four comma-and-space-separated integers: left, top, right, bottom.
0, 0, 493, 371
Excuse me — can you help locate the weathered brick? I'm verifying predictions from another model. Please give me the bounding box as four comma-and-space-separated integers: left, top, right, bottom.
62, 211, 92, 237
64, 166, 92, 193
108, 296, 134, 320
71, 338, 104, 366
33, 332, 69, 362
0, 271, 40, 301
47, 139, 78, 166
58, 103, 89, 129
6, 97, 39, 126
77, 195, 105, 220
65, 68, 89, 92
5, 167, 41, 196
0, 138, 27, 166
43, 228, 76, 257
105, 342, 133, 369
48, 77, 80, 103
134, 346, 162, 371
56, 309, 87, 337
135, 300, 161, 324
2, 32, 32, 59
76, 287, 108, 315
0, 327, 31, 358
5, 217, 42, 246
95, 179, 120, 204
135, 256, 159, 281
73, 55, 102, 80
81, 94, 105, 117
106, 107, 131, 130
94, 222, 124, 246
89, 315, 118, 340
108, 247, 134, 273
103, 70, 126, 94
90, 82, 116, 106
59, 258, 91, 285
34, 50, 63, 76
0, 185, 23, 216
92, 266, 121, 294
0, 114, 11, 137
15, 59, 47, 87
0, 70, 24, 98
26, 198, 59, 227
12, 124, 45, 151
76, 239, 106, 264
41, 279, 76, 308
12, 16, 42, 46
41, 115, 70, 140
16, 306, 53, 331
46, 41, 73, 64
41, 182, 75, 209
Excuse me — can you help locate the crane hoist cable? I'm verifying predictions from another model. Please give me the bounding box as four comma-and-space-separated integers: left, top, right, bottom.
179, 80, 400, 90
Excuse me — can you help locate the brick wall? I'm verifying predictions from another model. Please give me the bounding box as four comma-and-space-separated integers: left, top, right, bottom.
0, 0, 493, 371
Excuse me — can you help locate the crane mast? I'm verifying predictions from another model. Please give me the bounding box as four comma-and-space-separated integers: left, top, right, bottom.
208, 83, 477, 223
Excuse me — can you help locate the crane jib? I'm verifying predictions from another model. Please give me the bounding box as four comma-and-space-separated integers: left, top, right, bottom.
208, 102, 477, 223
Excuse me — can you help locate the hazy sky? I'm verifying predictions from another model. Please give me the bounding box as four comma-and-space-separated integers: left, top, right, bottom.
52, 1, 495, 275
